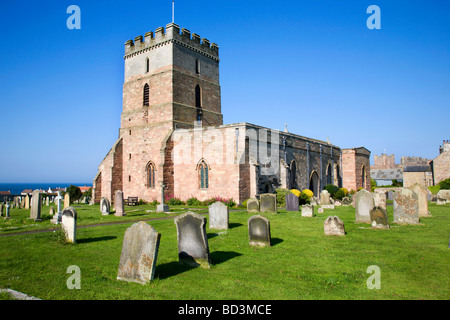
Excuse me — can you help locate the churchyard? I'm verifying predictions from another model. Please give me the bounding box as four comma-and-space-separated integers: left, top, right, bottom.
0, 196, 449, 300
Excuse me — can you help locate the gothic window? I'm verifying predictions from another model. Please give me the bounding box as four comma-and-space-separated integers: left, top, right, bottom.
198, 160, 209, 189
195, 59, 200, 74
143, 83, 149, 106
195, 85, 202, 123
147, 162, 156, 188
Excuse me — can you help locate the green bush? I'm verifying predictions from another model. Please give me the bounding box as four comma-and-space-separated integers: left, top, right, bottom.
186, 197, 201, 206
334, 189, 346, 200
276, 188, 290, 207
299, 190, 313, 205
324, 184, 339, 198
428, 185, 440, 195
241, 198, 250, 208
438, 178, 450, 190
166, 197, 184, 206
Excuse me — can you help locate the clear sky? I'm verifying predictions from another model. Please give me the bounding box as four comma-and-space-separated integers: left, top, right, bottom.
0, 0, 449, 183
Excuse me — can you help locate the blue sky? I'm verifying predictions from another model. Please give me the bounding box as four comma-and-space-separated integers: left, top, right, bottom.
0, 0, 449, 183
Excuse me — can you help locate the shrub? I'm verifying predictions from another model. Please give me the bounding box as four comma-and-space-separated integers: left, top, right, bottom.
290, 189, 301, 197
324, 184, 339, 198
165, 194, 184, 206
186, 197, 201, 206
334, 189, 346, 200
299, 189, 313, 205
428, 185, 440, 195
241, 198, 250, 208
203, 196, 236, 208
438, 178, 450, 190
276, 188, 290, 207
138, 199, 148, 205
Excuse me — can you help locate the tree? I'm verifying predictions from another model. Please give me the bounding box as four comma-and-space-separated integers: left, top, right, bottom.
67, 185, 82, 203
438, 178, 450, 190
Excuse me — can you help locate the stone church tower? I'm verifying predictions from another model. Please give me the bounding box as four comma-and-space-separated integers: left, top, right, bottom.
93, 23, 222, 203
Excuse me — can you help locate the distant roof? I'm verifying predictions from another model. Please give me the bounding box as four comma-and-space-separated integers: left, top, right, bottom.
370, 168, 403, 180
0, 191, 11, 195
403, 165, 431, 172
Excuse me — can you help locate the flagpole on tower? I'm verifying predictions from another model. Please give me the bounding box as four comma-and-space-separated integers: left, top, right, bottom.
172, 1, 175, 23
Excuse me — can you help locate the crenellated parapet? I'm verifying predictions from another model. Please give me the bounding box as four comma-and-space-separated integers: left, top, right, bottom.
124, 23, 219, 61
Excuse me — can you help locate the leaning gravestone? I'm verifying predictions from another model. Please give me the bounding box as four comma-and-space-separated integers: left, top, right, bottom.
285, 193, 299, 212
259, 194, 277, 213
393, 188, 419, 224
319, 190, 331, 205
248, 215, 271, 247
208, 201, 229, 230
373, 192, 387, 210
370, 206, 390, 229
301, 205, 314, 217
355, 189, 374, 223
174, 211, 211, 268
100, 197, 110, 216
24, 194, 30, 209
324, 216, 345, 236
410, 184, 430, 217
114, 190, 126, 217
437, 190, 450, 203
61, 207, 77, 243
117, 221, 161, 284
30, 190, 42, 222
246, 198, 260, 213
64, 193, 70, 209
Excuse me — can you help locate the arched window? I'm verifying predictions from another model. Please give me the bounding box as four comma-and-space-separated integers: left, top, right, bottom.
326, 164, 332, 185
146, 162, 156, 188
289, 160, 297, 190
195, 85, 202, 123
198, 160, 209, 189
143, 84, 149, 106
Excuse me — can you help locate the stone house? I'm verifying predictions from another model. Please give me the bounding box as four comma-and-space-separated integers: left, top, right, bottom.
92, 23, 371, 204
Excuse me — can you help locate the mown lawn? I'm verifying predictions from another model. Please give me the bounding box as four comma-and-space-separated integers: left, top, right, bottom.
0, 202, 448, 300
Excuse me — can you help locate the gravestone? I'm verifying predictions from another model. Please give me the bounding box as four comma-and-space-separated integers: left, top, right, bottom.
321, 204, 335, 210
341, 197, 351, 206
285, 193, 299, 212
49, 207, 55, 216
117, 221, 161, 284
437, 197, 446, 205
5, 203, 11, 219
30, 190, 42, 222
174, 211, 211, 268
324, 216, 345, 236
24, 194, 30, 209
310, 196, 319, 206
373, 192, 387, 210
114, 190, 126, 217
0, 203, 3, 217
246, 198, 260, 213
301, 205, 314, 217
100, 197, 110, 216
208, 201, 229, 230
370, 206, 390, 229
259, 194, 277, 213
248, 215, 271, 247
437, 190, 450, 203
46, 197, 49, 207
64, 193, 70, 209
410, 184, 430, 217
318, 207, 324, 214
355, 189, 374, 223
55, 192, 62, 213
156, 182, 170, 213
319, 190, 331, 205
61, 207, 77, 243
393, 188, 419, 224
20, 197, 25, 208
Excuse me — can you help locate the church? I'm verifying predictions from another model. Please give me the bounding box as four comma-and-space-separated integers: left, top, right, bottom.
92, 22, 371, 204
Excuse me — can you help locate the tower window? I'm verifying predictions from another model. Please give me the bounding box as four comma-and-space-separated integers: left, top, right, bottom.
195, 84, 202, 123
146, 58, 150, 73
143, 83, 149, 106
199, 160, 209, 189
195, 59, 200, 74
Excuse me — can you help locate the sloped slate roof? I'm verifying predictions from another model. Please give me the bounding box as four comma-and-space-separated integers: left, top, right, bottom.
370, 168, 403, 180
403, 165, 431, 172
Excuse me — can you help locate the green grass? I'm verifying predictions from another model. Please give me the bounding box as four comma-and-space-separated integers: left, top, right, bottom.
0, 203, 449, 300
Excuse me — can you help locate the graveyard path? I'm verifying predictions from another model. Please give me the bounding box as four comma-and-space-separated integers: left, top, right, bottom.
0, 213, 208, 238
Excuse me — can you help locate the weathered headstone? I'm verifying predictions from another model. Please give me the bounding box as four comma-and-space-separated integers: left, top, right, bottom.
45, 197, 49, 207
319, 190, 331, 205
64, 193, 70, 209
248, 215, 271, 247
114, 190, 126, 217
355, 189, 374, 223
208, 201, 229, 230
30, 190, 42, 222
437, 190, 450, 203
373, 192, 387, 210
370, 206, 390, 229
24, 194, 30, 209
61, 207, 77, 243
301, 205, 314, 217
318, 207, 324, 214
259, 194, 277, 213
310, 196, 319, 206
324, 216, 345, 236
410, 184, 430, 217
49, 206, 55, 216
5, 203, 11, 219
100, 197, 110, 216
393, 188, 419, 224
174, 211, 211, 268
247, 197, 260, 213
117, 221, 161, 284
0, 203, 3, 217
285, 193, 299, 212
341, 197, 352, 206
321, 204, 335, 210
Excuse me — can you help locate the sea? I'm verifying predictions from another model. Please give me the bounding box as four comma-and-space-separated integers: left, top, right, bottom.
0, 183, 92, 195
